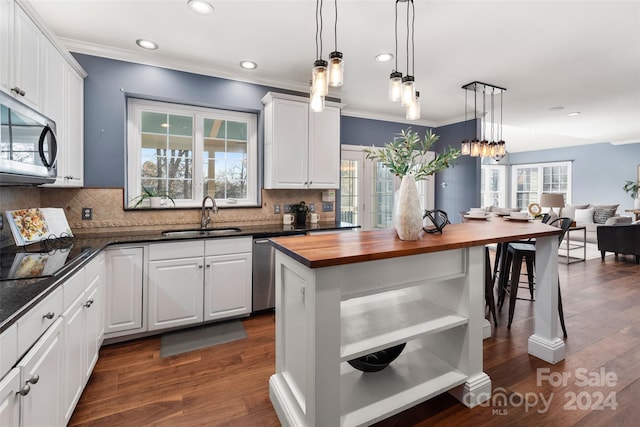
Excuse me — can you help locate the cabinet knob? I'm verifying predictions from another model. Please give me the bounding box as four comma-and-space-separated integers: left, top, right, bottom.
206, 264, 211, 268
42, 312, 55, 320
16, 384, 30, 396
11, 86, 25, 96
83, 298, 94, 308
198, 265, 203, 268
27, 375, 39, 385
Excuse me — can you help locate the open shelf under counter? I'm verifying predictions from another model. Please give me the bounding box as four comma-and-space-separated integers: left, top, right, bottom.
340, 343, 468, 427
340, 288, 468, 361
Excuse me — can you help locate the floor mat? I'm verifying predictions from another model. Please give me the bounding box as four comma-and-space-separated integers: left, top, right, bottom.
160, 320, 247, 357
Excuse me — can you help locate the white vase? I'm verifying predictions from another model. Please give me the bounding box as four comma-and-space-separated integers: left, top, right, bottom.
634, 198, 640, 210
393, 174, 423, 241
149, 197, 162, 208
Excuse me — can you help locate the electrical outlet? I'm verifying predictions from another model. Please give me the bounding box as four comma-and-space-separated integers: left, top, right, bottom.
284, 204, 293, 213
322, 202, 334, 212
309, 203, 315, 212
82, 207, 93, 220
274, 204, 280, 214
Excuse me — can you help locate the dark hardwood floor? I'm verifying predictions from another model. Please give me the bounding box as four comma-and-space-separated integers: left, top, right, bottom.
70, 254, 640, 426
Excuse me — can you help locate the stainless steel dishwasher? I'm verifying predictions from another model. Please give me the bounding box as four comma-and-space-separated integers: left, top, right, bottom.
252, 238, 275, 311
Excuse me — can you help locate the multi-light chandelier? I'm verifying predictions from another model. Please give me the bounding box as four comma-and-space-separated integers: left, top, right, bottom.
461, 81, 507, 160
388, 0, 419, 120
310, 0, 343, 112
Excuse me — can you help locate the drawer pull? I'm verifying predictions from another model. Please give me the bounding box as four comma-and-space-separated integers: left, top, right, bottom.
42, 312, 55, 320
11, 86, 25, 96
27, 375, 39, 385
16, 384, 30, 396
83, 299, 94, 308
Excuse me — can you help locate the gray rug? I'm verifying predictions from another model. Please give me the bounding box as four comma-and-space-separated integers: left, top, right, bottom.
160, 320, 247, 357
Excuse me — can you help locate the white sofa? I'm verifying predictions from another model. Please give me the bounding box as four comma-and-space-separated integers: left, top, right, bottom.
558, 204, 633, 243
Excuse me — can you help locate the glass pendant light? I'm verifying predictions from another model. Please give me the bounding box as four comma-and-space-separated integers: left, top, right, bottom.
310, 0, 327, 108
470, 139, 481, 157
328, 0, 343, 87
389, 71, 403, 102
406, 91, 420, 120
312, 59, 329, 96
461, 89, 471, 154
401, 76, 415, 107
310, 80, 324, 113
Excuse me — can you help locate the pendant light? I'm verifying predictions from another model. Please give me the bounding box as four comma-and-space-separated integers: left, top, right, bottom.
461, 89, 471, 155
400, 0, 416, 108
311, 0, 328, 109
406, 91, 420, 120
310, 80, 324, 112
461, 81, 507, 160
388, 0, 402, 101
328, 0, 343, 87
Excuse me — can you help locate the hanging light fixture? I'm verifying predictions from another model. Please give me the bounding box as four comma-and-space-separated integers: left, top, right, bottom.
311, 0, 328, 110
328, 0, 343, 87
400, 0, 416, 108
310, 80, 324, 112
461, 81, 507, 160
406, 91, 420, 120
461, 89, 471, 155
388, 0, 402, 101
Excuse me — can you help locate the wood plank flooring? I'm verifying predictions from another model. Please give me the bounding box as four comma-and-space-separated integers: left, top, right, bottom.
70, 254, 640, 426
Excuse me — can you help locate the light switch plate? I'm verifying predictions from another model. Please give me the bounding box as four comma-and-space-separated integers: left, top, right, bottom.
309, 203, 315, 212
322, 202, 333, 212
274, 204, 280, 214
82, 207, 93, 220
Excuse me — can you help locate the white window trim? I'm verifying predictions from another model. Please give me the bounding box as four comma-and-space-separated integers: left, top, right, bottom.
510, 161, 572, 208
126, 98, 258, 208
481, 164, 507, 208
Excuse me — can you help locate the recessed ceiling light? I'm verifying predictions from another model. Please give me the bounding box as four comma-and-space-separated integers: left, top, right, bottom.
375, 53, 393, 62
549, 106, 564, 111
187, 0, 214, 15
136, 39, 158, 50
239, 61, 257, 70
568, 111, 581, 116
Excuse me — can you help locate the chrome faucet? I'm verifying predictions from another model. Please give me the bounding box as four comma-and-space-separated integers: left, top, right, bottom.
201, 195, 218, 229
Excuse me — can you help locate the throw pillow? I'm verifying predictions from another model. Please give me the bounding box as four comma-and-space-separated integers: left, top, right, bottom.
574, 208, 594, 224
593, 207, 617, 224
559, 204, 589, 221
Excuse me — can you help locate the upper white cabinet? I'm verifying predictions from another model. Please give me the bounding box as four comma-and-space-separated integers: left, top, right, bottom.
0, 0, 86, 187
262, 92, 342, 189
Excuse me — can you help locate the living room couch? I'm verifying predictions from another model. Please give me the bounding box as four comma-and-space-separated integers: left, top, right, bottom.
559, 204, 633, 243
597, 223, 640, 263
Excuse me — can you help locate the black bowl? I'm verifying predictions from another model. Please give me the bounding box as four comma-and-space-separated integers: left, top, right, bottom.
347, 343, 407, 372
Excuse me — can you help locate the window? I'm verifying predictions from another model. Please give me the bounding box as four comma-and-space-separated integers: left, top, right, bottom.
511, 161, 572, 209
340, 145, 434, 230
127, 99, 257, 208
481, 165, 506, 207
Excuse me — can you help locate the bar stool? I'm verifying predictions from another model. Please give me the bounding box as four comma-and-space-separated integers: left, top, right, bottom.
498, 217, 571, 337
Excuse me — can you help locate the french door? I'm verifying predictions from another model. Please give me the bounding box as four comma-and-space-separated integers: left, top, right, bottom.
340, 145, 434, 230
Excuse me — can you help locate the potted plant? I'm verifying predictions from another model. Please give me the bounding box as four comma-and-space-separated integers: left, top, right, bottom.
364, 128, 460, 240
291, 201, 310, 226
129, 186, 176, 208
623, 180, 640, 210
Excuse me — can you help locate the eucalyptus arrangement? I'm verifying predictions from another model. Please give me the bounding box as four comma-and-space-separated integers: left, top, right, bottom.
363, 128, 460, 181
623, 180, 639, 199
291, 201, 310, 225
363, 128, 460, 240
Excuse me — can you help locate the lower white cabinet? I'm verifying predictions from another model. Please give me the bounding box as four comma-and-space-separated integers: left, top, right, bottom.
147, 237, 252, 331
17, 318, 64, 427
0, 368, 20, 427
148, 255, 204, 331
104, 246, 145, 337
61, 254, 105, 424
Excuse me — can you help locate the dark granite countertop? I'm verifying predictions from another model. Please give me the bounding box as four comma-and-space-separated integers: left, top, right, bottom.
0, 222, 357, 333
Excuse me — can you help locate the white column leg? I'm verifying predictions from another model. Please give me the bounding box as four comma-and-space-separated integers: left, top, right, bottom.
528, 235, 565, 363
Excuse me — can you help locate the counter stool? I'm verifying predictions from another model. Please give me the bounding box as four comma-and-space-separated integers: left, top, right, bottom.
497, 217, 571, 338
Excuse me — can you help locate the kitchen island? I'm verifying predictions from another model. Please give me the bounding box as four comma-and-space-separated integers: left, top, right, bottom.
268, 219, 563, 426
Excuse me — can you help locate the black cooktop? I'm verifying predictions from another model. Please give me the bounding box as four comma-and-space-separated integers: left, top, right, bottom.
0, 237, 94, 281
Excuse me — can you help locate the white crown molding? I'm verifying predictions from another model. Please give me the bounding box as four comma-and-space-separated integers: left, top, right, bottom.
610, 139, 640, 145
60, 38, 311, 95
340, 108, 437, 128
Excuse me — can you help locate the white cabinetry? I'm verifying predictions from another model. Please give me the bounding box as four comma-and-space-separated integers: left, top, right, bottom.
17, 318, 64, 427
262, 92, 341, 189
0, 0, 15, 94
148, 237, 252, 330
204, 239, 252, 321
148, 241, 205, 331
104, 246, 145, 338
12, 3, 42, 109
0, 368, 20, 426
61, 254, 104, 424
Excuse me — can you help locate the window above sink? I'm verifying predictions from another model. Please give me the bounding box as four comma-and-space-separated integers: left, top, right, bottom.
125, 98, 258, 209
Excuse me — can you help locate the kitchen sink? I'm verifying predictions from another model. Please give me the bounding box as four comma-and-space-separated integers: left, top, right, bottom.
161, 227, 242, 238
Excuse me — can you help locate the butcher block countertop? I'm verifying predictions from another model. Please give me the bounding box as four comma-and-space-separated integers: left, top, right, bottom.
270, 218, 562, 268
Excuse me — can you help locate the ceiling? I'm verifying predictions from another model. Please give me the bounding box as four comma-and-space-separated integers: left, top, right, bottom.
26, 0, 640, 153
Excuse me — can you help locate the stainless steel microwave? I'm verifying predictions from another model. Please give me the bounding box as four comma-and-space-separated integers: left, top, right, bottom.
0, 90, 57, 185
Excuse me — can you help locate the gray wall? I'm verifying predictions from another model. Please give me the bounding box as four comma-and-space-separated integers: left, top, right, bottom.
509, 143, 640, 211
340, 116, 430, 147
